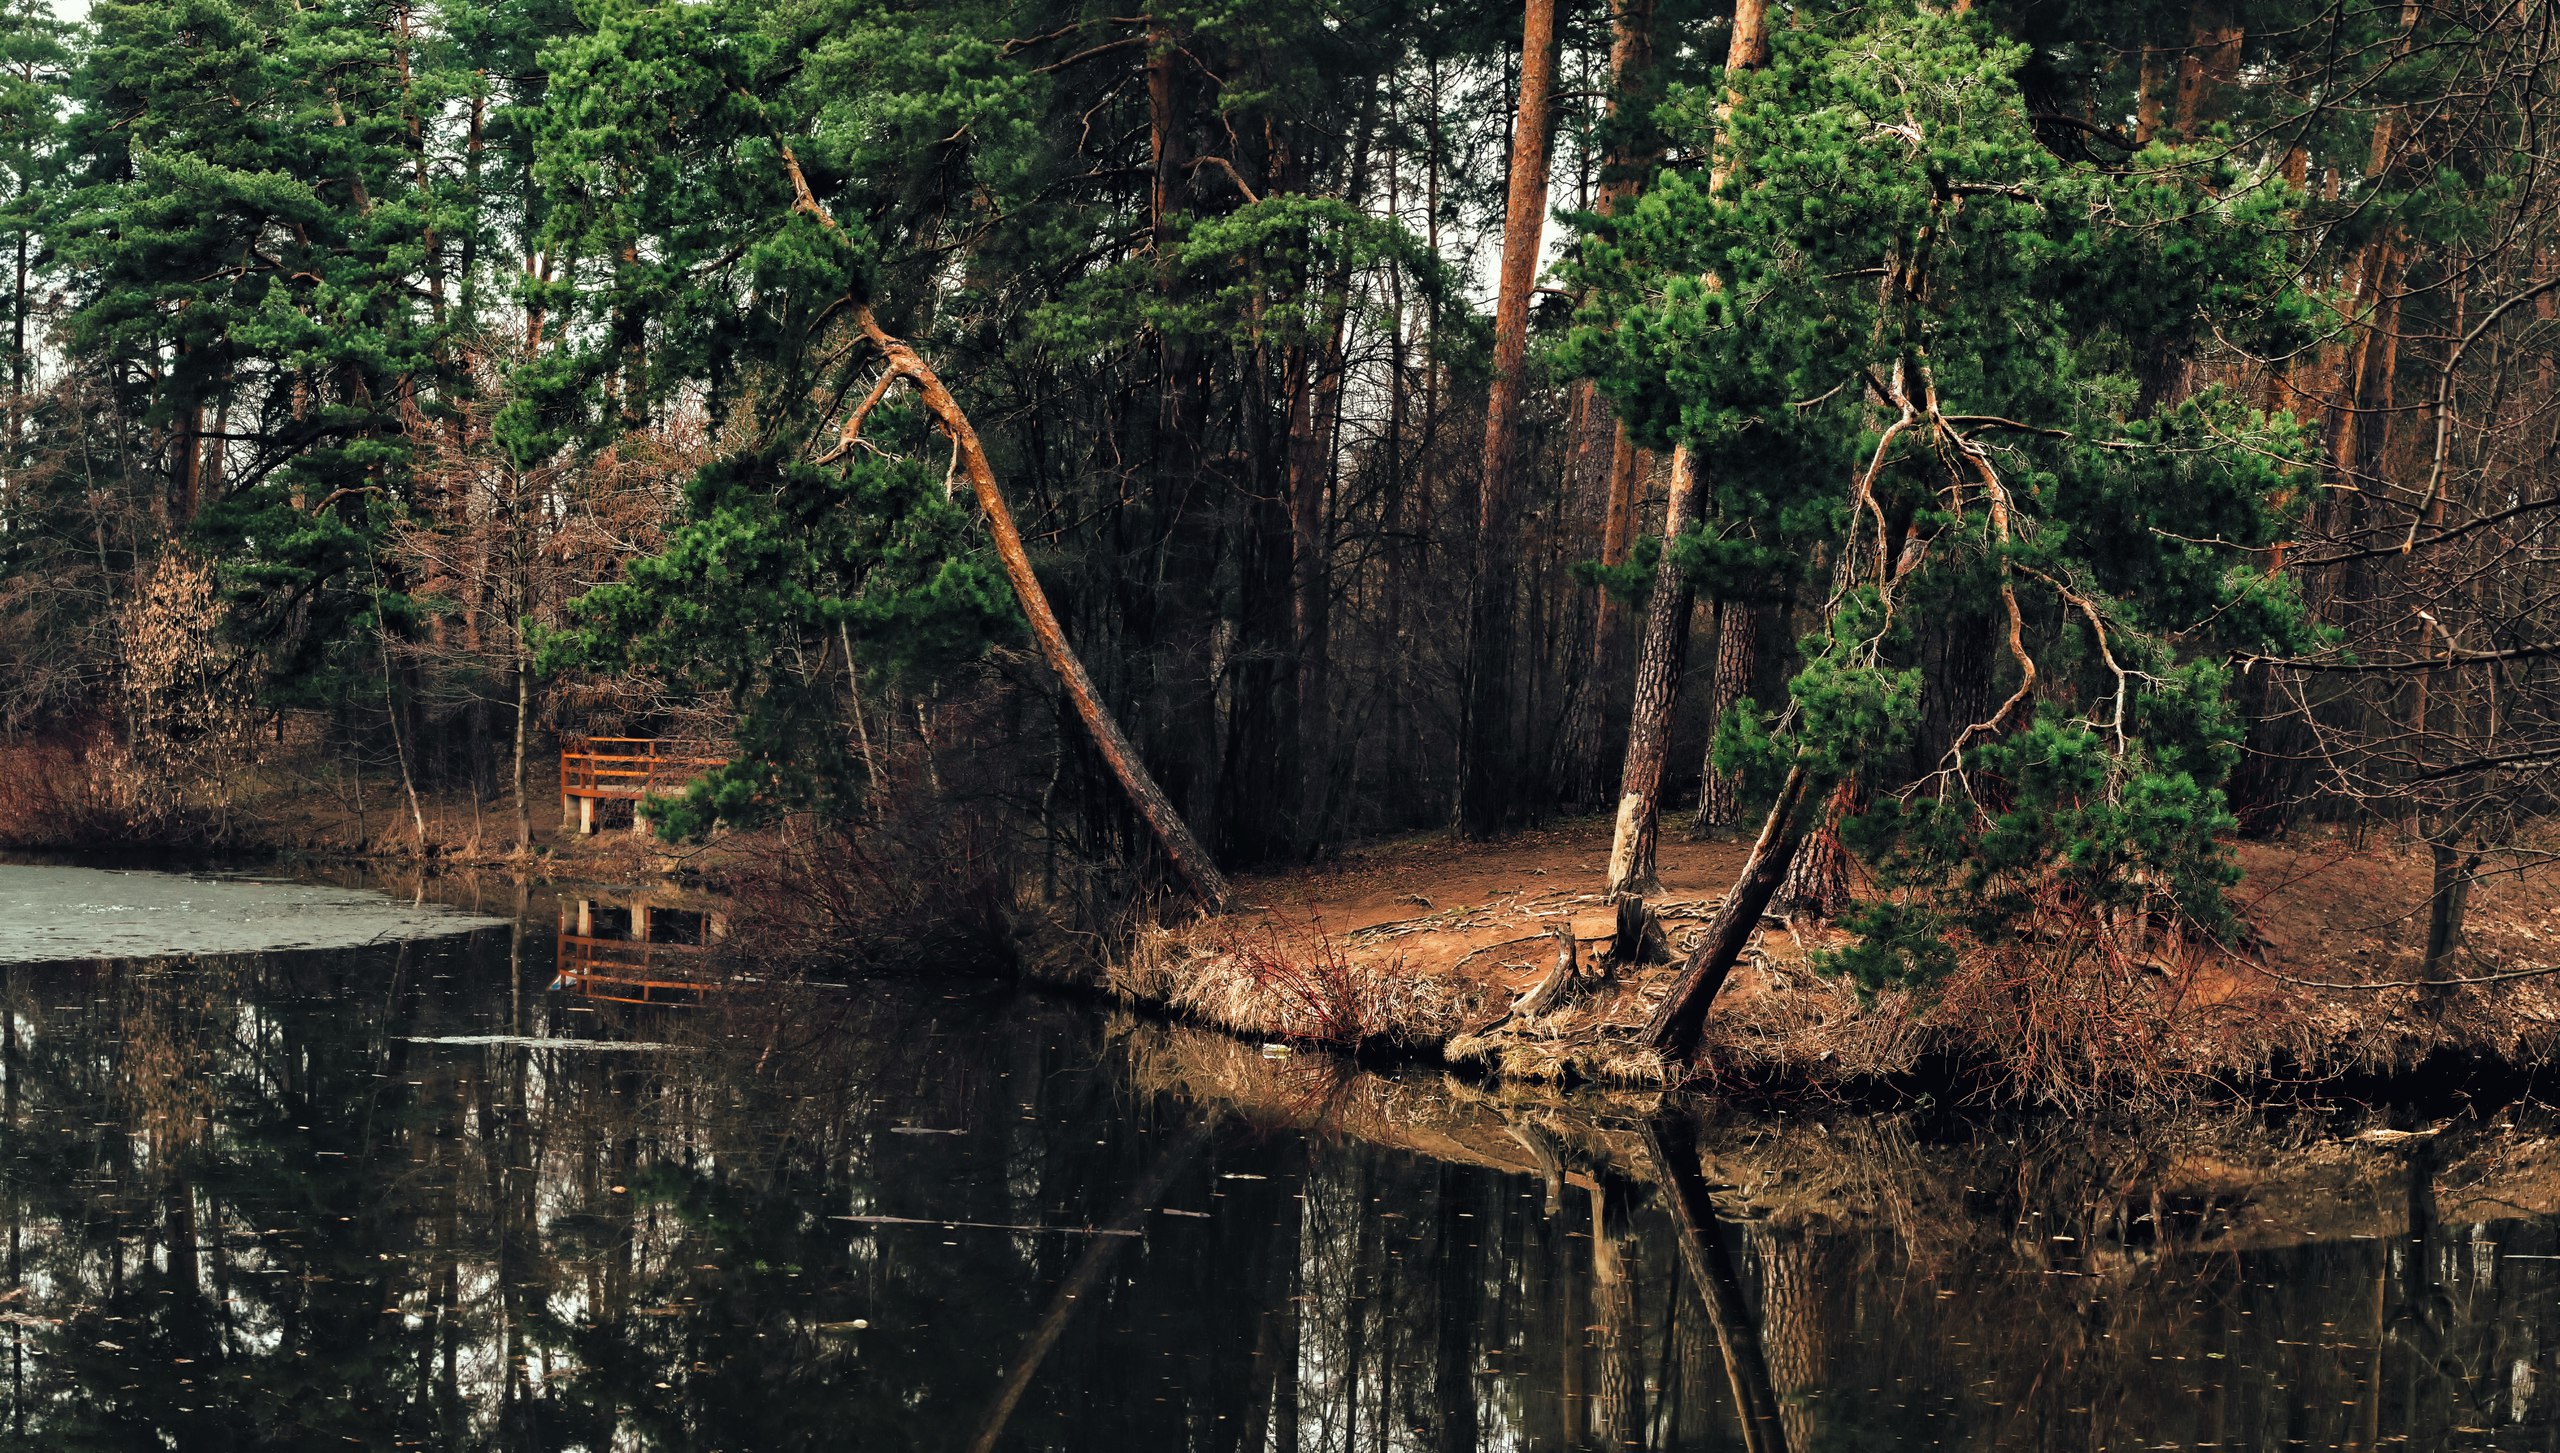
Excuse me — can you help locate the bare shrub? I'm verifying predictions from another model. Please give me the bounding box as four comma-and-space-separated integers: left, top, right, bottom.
0, 730, 137, 848
117, 551, 260, 833
1206, 909, 1397, 1048
1904, 906, 2292, 1110
715, 805, 1024, 976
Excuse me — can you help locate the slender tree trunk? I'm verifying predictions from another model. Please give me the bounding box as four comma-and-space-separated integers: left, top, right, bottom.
376, 584, 430, 856
173, 397, 203, 524
1606, 444, 1703, 896
1456, 0, 1563, 838
852, 307, 1232, 909
1291, 91, 1374, 852
457, 86, 484, 328
1605, 0, 1769, 886
1690, 601, 1755, 835
511, 635, 531, 854
1555, 0, 1661, 809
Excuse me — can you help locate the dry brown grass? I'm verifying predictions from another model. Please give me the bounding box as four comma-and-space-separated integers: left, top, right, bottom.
1115, 906, 1494, 1050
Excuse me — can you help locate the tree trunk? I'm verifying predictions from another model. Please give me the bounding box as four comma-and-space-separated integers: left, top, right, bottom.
1291, 90, 1374, 853
1644, 759, 1830, 1062
1642, 1110, 1793, 1453
1613, 0, 1770, 879
1691, 600, 1755, 835
1456, 0, 1563, 838
1773, 777, 1858, 921
854, 307, 1232, 910
1587, 1181, 1645, 1447
2421, 833, 2479, 987
1606, 444, 1703, 896
511, 638, 531, 855
1557, 0, 1659, 807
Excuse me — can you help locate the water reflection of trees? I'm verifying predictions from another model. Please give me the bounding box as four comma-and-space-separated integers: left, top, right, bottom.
1132, 1025, 2560, 1452
8, 924, 2560, 1449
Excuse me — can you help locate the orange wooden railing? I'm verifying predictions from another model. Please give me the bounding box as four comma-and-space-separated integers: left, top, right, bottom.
559, 737, 728, 833
553, 897, 725, 1003
553, 937, 720, 1004
559, 737, 728, 800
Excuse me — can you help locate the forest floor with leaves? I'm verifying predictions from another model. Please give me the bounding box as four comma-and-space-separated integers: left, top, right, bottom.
1110, 817, 2560, 1104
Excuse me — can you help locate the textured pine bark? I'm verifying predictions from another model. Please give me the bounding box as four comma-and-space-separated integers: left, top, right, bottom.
1691, 601, 1755, 836
1773, 777, 1858, 921
1605, 445, 1703, 897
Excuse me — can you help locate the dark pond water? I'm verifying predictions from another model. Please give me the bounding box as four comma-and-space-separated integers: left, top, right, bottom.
1, 866, 2558, 1450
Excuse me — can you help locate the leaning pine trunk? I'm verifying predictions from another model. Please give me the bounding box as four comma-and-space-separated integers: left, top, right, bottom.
778, 147, 1231, 910
853, 307, 1232, 911
1645, 759, 1831, 1062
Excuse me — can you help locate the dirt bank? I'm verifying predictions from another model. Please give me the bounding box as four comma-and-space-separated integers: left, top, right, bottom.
1096, 818, 2560, 1101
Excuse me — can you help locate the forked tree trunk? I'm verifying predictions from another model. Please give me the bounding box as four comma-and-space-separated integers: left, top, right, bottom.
1690, 601, 1755, 835
1606, 445, 1703, 896
1456, 0, 1563, 838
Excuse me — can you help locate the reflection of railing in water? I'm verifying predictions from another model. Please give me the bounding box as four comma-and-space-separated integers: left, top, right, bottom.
558, 737, 729, 835
551, 896, 730, 1004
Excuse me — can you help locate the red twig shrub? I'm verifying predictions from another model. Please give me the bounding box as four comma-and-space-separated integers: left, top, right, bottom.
1208, 908, 1392, 1049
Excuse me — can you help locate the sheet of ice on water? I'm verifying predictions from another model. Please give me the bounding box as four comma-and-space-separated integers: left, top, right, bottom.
0, 865, 504, 963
